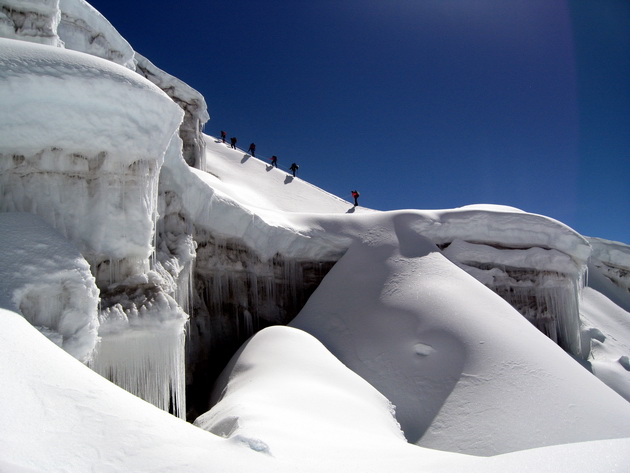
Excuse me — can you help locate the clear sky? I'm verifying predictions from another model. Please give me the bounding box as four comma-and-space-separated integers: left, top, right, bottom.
87, 0, 629, 244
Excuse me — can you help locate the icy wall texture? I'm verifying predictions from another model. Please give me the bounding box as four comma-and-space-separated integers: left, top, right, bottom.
588, 237, 630, 311
136, 53, 209, 169
406, 208, 591, 358
187, 232, 335, 419
0, 0, 62, 46
0, 38, 183, 286
0, 212, 99, 362
442, 239, 585, 356
156, 161, 336, 418
0, 0, 208, 167
57, 0, 136, 68
0, 38, 190, 417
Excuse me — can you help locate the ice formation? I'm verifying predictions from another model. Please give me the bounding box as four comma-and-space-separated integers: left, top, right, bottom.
0, 35, 192, 416
57, 0, 136, 68
1, 1, 630, 468
0, 0, 63, 46
136, 53, 209, 169
158, 137, 341, 417
0, 37, 183, 284
588, 237, 630, 309
578, 237, 630, 401
290, 217, 630, 455
442, 238, 585, 355
0, 212, 99, 362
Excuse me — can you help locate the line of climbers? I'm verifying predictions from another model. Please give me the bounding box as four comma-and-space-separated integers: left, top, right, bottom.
219, 130, 359, 206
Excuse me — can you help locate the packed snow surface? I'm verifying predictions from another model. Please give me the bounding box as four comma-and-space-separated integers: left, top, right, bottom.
2, 310, 630, 472
0, 38, 181, 157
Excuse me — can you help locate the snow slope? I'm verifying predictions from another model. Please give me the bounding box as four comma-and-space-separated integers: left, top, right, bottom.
3, 308, 630, 473
290, 216, 630, 455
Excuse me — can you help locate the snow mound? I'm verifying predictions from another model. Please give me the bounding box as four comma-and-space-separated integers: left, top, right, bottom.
291, 212, 630, 455
197, 326, 407, 455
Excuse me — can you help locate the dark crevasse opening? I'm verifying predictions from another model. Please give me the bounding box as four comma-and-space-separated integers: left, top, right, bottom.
184, 231, 336, 421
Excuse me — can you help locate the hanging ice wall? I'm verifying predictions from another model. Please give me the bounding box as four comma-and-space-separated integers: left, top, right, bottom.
186, 229, 336, 420
90, 286, 188, 419
0, 38, 190, 417
442, 239, 586, 356
0, 38, 184, 286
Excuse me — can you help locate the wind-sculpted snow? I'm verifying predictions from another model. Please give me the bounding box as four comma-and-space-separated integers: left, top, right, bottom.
579, 237, 630, 401
588, 237, 630, 310
3, 307, 630, 472
1, 2, 630, 469
291, 211, 630, 455
197, 326, 408, 457
0, 212, 99, 362
442, 238, 585, 354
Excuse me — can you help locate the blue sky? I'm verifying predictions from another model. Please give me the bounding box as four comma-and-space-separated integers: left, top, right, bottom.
88, 0, 629, 244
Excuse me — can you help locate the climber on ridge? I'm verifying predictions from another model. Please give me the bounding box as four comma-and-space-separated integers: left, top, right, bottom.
351, 190, 360, 207
289, 162, 299, 177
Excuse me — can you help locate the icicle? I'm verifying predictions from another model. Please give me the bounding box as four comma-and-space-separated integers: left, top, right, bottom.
90, 318, 187, 419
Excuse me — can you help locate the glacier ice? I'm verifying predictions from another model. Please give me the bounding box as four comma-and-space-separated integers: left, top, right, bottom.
0, 38, 183, 287
442, 239, 585, 355
0, 212, 99, 362
135, 53, 209, 169
58, 0, 136, 68
0, 0, 63, 47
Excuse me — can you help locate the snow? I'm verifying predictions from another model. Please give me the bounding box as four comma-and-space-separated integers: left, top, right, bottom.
0, 212, 99, 363
57, 0, 136, 68
0, 0, 62, 47
136, 53, 209, 168
1, 2, 630, 471
3, 308, 630, 472
0, 38, 181, 159
0, 37, 183, 283
290, 221, 630, 455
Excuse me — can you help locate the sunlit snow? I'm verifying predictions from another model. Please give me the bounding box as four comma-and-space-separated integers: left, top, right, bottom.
1, 1, 629, 471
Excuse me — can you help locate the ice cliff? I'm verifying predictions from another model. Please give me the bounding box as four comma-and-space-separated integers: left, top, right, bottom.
0, 0, 208, 166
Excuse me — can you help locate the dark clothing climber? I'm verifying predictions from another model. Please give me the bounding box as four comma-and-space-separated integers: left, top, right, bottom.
230, 137, 237, 149
247, 143, 256, 157
220, 130, 226, 142
351, 190, 360, 206
271, 155, 278, 168
289, 162, 299, 177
